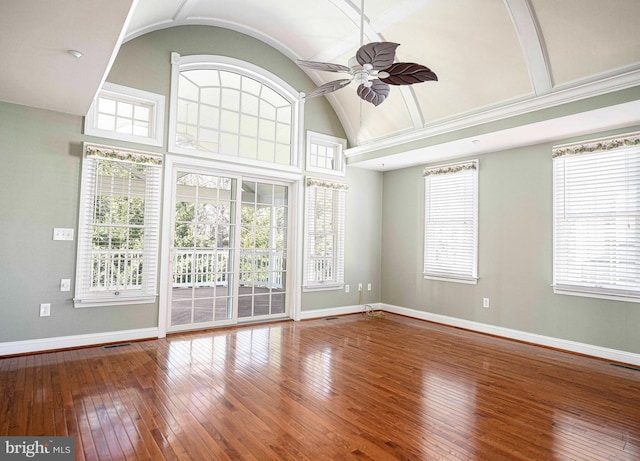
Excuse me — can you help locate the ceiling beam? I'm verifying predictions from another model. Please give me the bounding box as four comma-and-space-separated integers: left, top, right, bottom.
503, 0, 553, 95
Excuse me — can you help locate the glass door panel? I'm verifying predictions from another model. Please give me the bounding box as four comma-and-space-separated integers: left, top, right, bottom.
170, 172, 236, 331
238, 180, 288, 321
168, 170, 289, 331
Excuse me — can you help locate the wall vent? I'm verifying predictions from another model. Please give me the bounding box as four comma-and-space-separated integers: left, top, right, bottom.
103, 343, 132, 349
609, 363, 640, 372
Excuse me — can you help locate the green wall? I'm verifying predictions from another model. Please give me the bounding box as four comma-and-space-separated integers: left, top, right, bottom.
381, 126, 640, 354
0, 102, 159, 342
0, 25, 377, 344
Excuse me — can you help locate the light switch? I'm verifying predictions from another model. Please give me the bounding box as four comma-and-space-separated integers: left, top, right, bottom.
53, 228, 74, 241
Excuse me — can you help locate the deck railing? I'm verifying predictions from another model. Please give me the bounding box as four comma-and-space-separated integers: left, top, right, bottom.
90, 249, 284, 291
173, 249, 284, 289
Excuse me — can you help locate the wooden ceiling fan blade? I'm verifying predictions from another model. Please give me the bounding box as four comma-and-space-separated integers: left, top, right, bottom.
306, 78, 353, 98
296, 60, 351, 73
356, 42, 399, 70
356, 80, 390, 106
379, 62, 438, 85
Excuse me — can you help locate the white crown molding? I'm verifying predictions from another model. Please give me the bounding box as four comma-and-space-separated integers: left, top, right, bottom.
0, 328, 158, 357
346, 67, 640, 160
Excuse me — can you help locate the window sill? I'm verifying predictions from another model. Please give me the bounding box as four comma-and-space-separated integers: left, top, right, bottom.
303, 284, 344, 292
74, 295, 157, 308
423, 274, 478, 285
552, 285, 640, 303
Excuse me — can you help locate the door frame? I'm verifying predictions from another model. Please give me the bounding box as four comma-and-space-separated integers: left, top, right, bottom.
158, 154, 303, 337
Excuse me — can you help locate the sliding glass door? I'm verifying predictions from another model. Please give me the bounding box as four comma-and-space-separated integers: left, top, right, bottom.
167, 168, 289, 332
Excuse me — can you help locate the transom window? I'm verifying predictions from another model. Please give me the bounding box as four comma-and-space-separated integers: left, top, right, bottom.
169, 53, 302, 169
85, 83, 165, 147
306, 131, 346, 176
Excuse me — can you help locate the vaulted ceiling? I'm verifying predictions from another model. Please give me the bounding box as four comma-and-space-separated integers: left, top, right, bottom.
2, 0, 640, 169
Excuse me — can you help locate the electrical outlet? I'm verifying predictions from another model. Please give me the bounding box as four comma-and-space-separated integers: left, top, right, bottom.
483, 298, 490, 308
60, 279, 71, 292
367, 283, 372, 291
345, 284, 350, 293
40, 303, 51, 317
358, 283, 363, 292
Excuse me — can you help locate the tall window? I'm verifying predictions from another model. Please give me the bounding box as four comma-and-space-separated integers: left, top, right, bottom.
169, 53, 301, 168
74, 144, 162, 307
304, 178, 348, 289
553, 133, 640, 301
423, 160, 478, 283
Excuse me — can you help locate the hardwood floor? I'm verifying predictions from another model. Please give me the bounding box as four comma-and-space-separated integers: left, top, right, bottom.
1, 313, 639, 460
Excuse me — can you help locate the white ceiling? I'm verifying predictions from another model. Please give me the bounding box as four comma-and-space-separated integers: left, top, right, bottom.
2, 0, 639, 170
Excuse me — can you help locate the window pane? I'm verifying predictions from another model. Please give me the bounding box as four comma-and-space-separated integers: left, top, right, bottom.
117, 102, 133, 118
98, 97, 116, 115
96, 114, 115, 131
221, 88, 240, 111
134, 105, 150, 121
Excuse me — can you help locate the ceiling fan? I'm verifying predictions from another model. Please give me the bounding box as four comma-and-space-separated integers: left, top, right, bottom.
297, 1, 437, 106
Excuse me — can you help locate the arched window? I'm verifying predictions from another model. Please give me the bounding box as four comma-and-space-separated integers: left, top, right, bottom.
169, 53, 303, 169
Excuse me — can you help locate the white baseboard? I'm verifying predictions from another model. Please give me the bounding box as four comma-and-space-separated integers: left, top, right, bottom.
381, 303, 640, 367
0, 328, 159, 356
300, 304, 370, 320
4, 305, 639, 367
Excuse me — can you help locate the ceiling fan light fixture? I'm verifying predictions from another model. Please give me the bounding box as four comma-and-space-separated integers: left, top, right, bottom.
354, 71, 369, 86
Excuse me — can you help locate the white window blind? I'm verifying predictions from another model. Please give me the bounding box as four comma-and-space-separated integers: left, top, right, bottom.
303, 178, 348, 289
423, 160, 478, 282
552, 133, 640, 300
74, 144, 163, 307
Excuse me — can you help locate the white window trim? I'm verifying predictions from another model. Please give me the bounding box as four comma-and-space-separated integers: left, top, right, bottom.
168, 53, 304, 173
157, 154, 304, 335
305, 131, 347, 176
303, 177, 348, 291
552, 132, 640, 302
84, 82, 165, 147
74, 143, 163, 308
423, 160, 479, 284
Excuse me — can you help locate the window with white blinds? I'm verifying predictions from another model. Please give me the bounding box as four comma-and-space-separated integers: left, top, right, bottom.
552, 133, 640, 301
303, 178, 348, 289
423, 160, 478, 283
74, 144, 163, 307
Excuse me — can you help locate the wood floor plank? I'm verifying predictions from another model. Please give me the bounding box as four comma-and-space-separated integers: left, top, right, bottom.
1, 314, 640, 460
